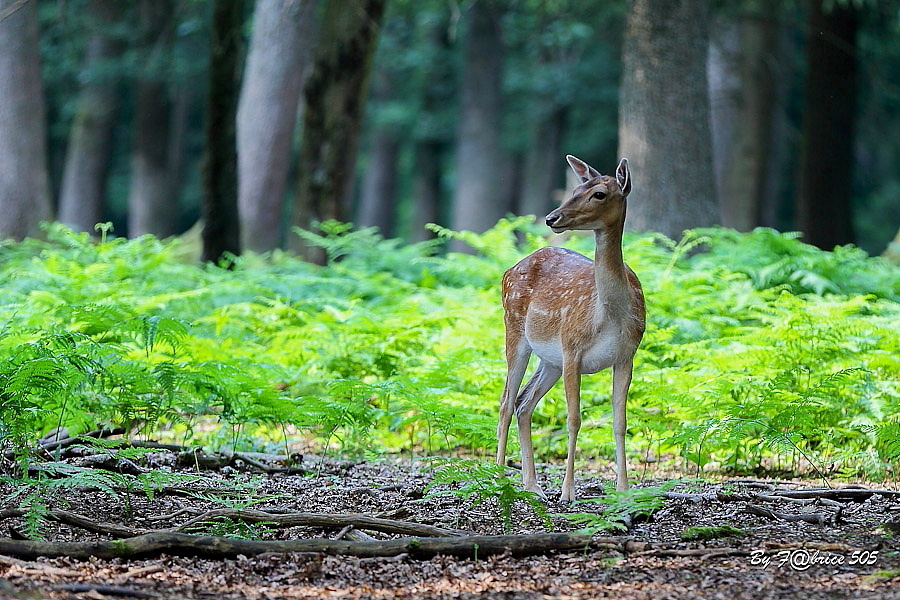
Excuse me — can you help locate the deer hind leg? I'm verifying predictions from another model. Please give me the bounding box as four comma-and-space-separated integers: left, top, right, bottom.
515, 361, 561, 497
611, 359, 633, 491
560, 355, 583, 502
496, 339, 531, 467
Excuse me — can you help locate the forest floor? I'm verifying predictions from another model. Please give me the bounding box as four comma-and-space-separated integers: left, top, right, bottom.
0, 450, 898, 600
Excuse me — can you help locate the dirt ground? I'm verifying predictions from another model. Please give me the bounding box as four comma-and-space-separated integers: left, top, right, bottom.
0, 452, 898, 600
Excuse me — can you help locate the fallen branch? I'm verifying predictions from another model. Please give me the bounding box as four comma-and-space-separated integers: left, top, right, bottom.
0, 531, 596, 560
0, 508, 151, 538
745, 504, 830, 525
175, 508, 466, 538
768, 489, 900, 501
39, 428, 126, 454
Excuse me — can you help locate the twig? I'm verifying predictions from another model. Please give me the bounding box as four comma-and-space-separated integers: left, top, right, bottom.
39, 427, 126, 453
231, 451, 311, 475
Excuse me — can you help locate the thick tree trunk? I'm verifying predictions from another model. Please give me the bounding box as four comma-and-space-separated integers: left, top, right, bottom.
450, 0, 505, 252
128, 0, 177, 238
519, 107, 566, 218
410, 140, 444, 242
618, 0, 719, 238
289, 0, 387, 257
201, 0, 244, 264
759, 19, 797, 230
57, 0, 123, 234
0, 0, 52, 240
409, 12, 453, 242
708, 15, 740, 218
356, 130, 400, 236
709, 6, 779, 231
237, 0, 318, 252
796, 1, 859, 249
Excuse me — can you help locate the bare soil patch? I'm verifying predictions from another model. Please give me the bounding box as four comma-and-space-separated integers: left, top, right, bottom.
0, 451, 898, 599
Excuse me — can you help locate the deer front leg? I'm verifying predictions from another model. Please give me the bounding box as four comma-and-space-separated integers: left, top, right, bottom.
560, 355, 582, 503
515, 361, 560, 497
611, 359, 633, 491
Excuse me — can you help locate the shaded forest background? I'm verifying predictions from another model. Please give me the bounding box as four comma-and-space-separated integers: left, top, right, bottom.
1, 0, 899, 259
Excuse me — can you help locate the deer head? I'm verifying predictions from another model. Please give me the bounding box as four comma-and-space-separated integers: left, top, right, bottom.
545, 156, 631, 233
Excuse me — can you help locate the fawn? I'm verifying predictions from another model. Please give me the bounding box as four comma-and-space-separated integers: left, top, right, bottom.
496, 155, 646, 501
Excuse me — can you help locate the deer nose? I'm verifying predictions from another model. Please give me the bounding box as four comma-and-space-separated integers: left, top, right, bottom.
545, 213, 560, 227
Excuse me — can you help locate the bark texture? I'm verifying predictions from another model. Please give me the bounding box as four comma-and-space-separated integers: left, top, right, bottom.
709, 6, 779, 231
57, 0, 123, 233
450, 0, 506, 252
618, 0, 719, 238
520, 107, 566, 218
128, 0, 177, 238
237, 0, 318, 252
796, 0, 859, 249
356, 129, 400, 236
290, 0, 387, 256
0, 0, 52, 240
201, 0, 244, 264
0, 531, 594, 560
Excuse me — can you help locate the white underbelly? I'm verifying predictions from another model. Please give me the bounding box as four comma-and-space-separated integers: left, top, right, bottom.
527, 331, 623, 374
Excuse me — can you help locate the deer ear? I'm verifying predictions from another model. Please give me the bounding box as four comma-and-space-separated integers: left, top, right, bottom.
616, 158, 631, 196
566, 155, 601, 183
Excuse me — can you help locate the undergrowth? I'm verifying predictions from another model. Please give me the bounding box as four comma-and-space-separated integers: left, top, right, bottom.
0, 220, 896, 484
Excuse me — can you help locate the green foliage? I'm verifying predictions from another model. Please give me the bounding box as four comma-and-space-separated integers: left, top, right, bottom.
561, 484, 672, 533
0, 221, 897, 487
425, 458, 549, 532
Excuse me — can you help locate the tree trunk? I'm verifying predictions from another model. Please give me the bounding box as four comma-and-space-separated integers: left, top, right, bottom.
796, 0, 859, 249
410, 140, 445, 242
237, 0, 318, 252
409, 12, 453, 242
0, 0, 52, 240
707, 14, 741, 219
709, 5, 779, 231
57, 0, 123, 234
759, 18, 798, 230
356, 130, 400, 236
519, 106, 566, 218
618, 0, 719, 238
450, 0, 505, 252
289, 0, 387, 257
201, 0, 244, 264
128, 0, 177, 238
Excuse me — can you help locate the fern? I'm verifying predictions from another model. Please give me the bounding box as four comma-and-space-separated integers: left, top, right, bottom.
425, 458, 549, 532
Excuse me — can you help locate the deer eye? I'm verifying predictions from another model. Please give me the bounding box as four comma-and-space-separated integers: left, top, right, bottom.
592, 191, 606, 200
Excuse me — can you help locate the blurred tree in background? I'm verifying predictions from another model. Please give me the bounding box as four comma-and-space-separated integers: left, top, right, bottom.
0, 0, 898, 257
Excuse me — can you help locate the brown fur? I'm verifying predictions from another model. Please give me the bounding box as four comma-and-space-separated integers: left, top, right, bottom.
496, 156, 645, 500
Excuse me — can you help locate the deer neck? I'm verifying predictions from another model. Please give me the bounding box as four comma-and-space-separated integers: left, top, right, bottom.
592, 220, 629, 310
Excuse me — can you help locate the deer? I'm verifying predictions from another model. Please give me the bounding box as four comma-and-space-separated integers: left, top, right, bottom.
496, 155, 646, 502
